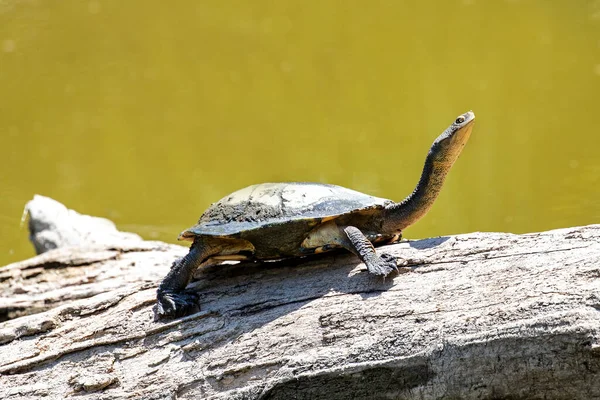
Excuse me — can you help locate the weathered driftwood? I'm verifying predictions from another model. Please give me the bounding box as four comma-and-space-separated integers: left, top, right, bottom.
0, 196, 183, 321
0, 197, 599, 399
25, 195, 146, 254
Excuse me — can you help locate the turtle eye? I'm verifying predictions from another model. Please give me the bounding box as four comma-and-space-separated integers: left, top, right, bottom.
455, 116, 466, 124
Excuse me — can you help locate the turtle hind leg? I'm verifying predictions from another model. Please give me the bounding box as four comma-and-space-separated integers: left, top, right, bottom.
155, 289, 200, 320
341, 226, 398, 277
155, 238, 220, 320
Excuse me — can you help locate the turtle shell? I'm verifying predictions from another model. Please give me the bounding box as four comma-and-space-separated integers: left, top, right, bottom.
179, 182, 392, 240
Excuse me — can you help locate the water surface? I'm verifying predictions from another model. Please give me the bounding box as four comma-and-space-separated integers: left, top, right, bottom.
1, 1, 599, 266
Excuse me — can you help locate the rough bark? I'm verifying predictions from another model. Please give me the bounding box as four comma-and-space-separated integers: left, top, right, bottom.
0, 196, 599, 399
0, 196, 183, 321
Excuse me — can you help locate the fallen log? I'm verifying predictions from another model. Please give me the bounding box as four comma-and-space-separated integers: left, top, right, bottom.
0, 196, 599, 399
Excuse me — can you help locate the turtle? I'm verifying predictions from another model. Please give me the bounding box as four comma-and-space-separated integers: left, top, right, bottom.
156, 111, 475, 319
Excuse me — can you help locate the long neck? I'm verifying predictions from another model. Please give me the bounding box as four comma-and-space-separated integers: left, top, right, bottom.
382, 147, 452, 233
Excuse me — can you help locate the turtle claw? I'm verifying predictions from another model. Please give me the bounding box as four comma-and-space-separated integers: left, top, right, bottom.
155, 290, 200, 320
367, 253, 402, 277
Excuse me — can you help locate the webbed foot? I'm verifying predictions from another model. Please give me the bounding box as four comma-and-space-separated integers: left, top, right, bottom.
155, 290, 200, 320
367, 253, 402, 277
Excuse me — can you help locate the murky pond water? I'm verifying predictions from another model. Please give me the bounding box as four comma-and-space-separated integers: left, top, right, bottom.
1, 0, 599, 267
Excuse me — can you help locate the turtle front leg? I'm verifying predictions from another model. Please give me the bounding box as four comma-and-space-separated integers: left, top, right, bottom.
156, 238, 220, 320
341, 226, 399, 277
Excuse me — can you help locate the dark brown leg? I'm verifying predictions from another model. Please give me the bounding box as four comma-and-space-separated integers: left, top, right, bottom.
341, 226, 398, 276
155, 238, 221, 319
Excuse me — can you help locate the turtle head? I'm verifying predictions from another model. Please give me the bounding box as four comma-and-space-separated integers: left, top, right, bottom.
429, 111, 475, 166
382, 111, 475, 233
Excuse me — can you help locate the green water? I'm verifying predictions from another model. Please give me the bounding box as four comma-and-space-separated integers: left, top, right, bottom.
1, 1, 599, 267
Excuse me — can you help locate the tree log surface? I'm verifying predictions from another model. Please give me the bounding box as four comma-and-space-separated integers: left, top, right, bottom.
0, 196, 599, 399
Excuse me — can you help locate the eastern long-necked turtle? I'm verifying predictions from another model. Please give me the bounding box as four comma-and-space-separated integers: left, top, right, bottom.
156, 111, 475, 318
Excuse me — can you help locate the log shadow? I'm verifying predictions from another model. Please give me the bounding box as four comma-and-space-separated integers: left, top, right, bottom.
407, 235, 450, 250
